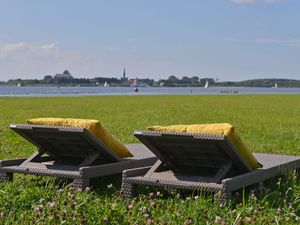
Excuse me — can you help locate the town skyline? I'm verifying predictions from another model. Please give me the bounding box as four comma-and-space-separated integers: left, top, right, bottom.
2, 69, 300, 88
1, 68, 299, 84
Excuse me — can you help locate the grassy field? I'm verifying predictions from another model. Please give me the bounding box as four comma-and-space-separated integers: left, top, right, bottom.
0, 95, 299, 224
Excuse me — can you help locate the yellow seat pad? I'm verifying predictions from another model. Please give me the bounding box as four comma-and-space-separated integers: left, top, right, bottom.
27, 118, 132, 158
148, 123, 261, 169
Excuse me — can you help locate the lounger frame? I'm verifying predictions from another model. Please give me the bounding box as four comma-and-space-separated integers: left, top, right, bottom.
121, 131, 300, 201
0, 125, 156, 189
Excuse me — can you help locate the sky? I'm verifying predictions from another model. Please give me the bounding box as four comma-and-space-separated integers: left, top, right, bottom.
0, 0, 300, 81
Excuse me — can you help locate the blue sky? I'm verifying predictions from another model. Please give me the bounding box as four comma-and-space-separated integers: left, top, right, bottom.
0, 0, 299, 81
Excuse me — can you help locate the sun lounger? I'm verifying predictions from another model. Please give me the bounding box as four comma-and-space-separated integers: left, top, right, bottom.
121, 131, 300, 201
0, 124, 156, 189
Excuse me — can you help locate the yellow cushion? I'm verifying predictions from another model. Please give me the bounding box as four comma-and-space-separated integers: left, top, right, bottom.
148, 125, 188, 133
148, 123, 262, 169
27, 118, 132, 158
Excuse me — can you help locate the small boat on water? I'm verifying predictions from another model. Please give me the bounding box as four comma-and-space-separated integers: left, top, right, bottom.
272, 83, 278, 88
204, 80, 209, 88
104, 82, 109, 87
131, 79, 149, 88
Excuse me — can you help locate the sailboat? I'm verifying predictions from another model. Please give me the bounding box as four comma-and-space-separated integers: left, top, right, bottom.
273, 83, 278, 88
104, 81, 109, 87
204, 80, 209, 88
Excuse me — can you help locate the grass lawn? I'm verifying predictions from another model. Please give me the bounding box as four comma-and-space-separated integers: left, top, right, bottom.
0, 95, 299, 224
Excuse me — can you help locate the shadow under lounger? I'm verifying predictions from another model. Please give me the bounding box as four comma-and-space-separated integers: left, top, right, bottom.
121, 131, 300, 201
0, 124, 156, 189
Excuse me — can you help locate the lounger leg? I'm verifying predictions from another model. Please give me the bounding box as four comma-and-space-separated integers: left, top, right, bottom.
217, 190, 231, 204
0, 171, 13, 183
73, 177, 90, 190
121, 180, 136, 199
215, 184, 231, 204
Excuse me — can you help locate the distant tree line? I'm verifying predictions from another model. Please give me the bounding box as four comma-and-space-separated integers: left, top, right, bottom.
2, 76, 300, 87
156, 76, 217, 87
4, 76, 121, 86
3, 75, 206, 87
217, 79, 300, 88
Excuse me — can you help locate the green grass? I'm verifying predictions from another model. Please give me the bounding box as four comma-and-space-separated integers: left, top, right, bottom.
0, 95, 299, 224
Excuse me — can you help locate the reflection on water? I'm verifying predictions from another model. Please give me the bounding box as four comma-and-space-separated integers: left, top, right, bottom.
0, 86, 300, 96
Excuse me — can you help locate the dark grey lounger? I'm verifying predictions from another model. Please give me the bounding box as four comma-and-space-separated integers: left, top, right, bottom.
0, 124, 156, 189
121, 131, 300, 201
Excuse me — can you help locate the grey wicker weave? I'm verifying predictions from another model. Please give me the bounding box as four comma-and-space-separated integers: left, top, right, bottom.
121, 131, 300, 201
0, 124, 156, 189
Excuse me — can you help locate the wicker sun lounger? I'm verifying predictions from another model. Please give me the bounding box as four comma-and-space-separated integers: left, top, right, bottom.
121, 131, 300, 201
0, 124, 156, 189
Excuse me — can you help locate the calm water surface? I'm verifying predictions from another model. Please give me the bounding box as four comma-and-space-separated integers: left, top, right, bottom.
0, 86, 300, 96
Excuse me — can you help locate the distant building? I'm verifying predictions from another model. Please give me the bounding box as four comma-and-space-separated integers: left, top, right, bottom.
54, 70, 73, 80
128, 79, 136, 85
120, 68, 129, 86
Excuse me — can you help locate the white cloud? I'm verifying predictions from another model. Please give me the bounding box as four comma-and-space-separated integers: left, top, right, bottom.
230, 0, 286, 4
2, 42, 30, 52
0, 42, 107, 80
0, 42, 57, 60
41, 43, 56, 50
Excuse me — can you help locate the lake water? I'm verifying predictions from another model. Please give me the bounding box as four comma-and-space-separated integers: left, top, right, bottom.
0, 86, 300, 96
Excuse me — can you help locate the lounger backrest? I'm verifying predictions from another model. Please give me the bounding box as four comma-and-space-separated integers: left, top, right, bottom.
134, 131, 253, 174
10, 124, 121, 162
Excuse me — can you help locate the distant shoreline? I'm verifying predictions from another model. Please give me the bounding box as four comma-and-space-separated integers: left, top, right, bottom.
2, 75, 300, 88
0, 86, 299, 97
0, 84, 299, 88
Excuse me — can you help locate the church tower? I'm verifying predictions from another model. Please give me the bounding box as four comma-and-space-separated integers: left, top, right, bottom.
121, 67, 128, 84
123, 68, 126, 79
